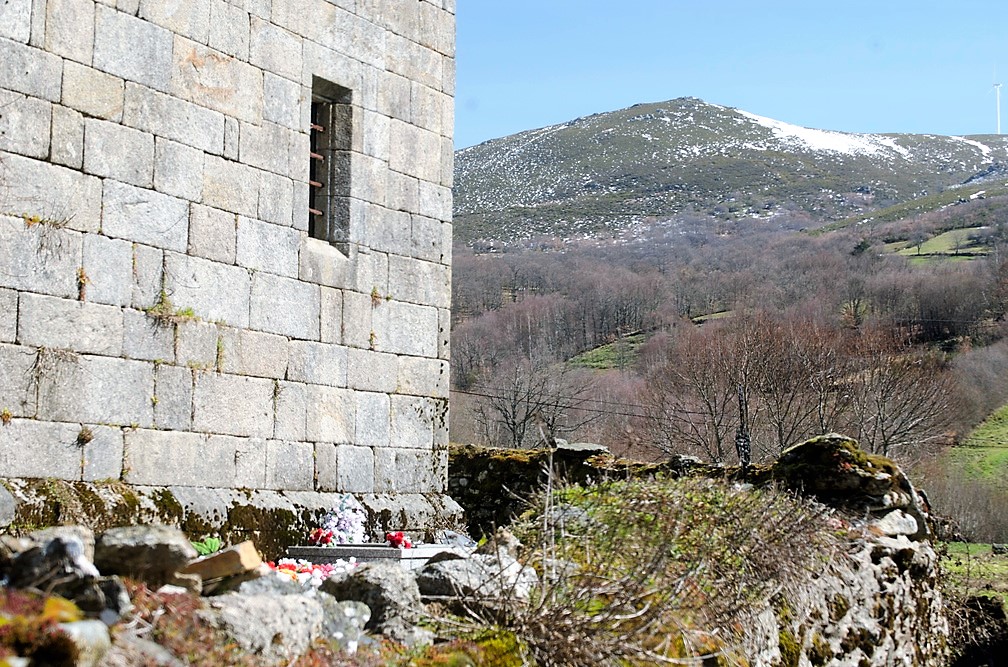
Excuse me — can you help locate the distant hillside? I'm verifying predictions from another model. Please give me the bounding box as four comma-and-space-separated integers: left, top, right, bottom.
454, 97, 1008, 244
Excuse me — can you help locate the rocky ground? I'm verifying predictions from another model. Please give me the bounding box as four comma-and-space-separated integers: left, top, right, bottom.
0, 434, 1002, 665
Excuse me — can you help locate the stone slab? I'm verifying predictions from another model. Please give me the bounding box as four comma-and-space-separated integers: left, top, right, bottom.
249, 272, 320, 340
208, 0, 250, 60
305, 385, 353, 443
202, 154, 260, 218
0, 38, 62, 100
45, 0, 95, 64
286, 341, 347, 387
273, 381, 307, 441
264, 440, 313, 490
37, 353, 155, 427
0, 0, 31, 42
188, 204, 237, 264
154, 363, 193, 430
0, 342, 37, 417
82, 424, 125, 481
0, 418, 82, 479
354, 391, 389, 449
62, 61, 125, 121
0, 289, 16, 343
235, 216, 299, 277
182, 540, 262, 580
50, 104, 84, 169
0, 215, 80, 300
122, 309, 174, 362
0, 90, 50, 159
163, 253, 252, 328
82, 232, 133, 308
0, 153, 103, 233
138, 0, 210, 43
123, 429, 233, 486
154, 138, 205, 202
315, 442, 373, 493
123, 82, 225, 155
101, 180, 189, 252
286, 544, 467, 571
94, 4, 174, 91
170, 36, 264, 123
84, 118, 155, 187
191, 372, 274, 438
17, 292, 124, 356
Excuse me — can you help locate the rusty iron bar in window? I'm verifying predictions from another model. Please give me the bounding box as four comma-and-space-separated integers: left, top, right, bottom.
311, 123, 326, 133
309, 180, 323, 188
310, 152, 324, 162
309, 208, 323, 217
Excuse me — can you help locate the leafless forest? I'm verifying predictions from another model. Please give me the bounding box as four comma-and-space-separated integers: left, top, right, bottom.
449, 206, 1008, 474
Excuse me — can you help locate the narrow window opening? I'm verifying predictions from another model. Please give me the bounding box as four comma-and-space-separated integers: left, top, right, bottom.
309, 77, 353, 254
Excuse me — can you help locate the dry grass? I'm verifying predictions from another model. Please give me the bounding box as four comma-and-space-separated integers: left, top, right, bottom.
437, 476, 836, 666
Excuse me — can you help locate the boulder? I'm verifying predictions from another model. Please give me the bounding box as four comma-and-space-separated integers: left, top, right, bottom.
104, 633, 185, 667
321, 562, 426, 645
317, 597, 370, 653
236, 573, 370, 653
70, 575, 133, 625
58, 620, 111, 667
181, 541, 264, 594
872, 510, 920, 537
770, 434, 930, 540
417, 552, 539, 603
202, 593, 324, 663
94, 525, 198, 587
6, 533, 131, 624
8, 534, 98, 589
477, 526, 523, 560
29, 525, 96, 561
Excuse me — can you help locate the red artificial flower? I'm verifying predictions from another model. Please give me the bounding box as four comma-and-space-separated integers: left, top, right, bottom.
385, 531, 413, 548
309, 527, 334, 545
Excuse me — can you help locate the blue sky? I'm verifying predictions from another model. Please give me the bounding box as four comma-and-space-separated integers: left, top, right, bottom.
455, 1, 1008, 148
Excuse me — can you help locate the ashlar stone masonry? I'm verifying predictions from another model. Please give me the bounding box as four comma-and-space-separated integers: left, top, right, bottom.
0, 0, 457, 530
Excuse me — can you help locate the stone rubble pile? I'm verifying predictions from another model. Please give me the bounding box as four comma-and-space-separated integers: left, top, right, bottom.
0, 523, 529, 666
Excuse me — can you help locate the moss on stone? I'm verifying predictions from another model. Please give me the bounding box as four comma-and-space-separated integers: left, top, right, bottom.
472, 628, 525, 667
828, 593, 851, 622
778, 628, 801, 667
809, 632, 832, 666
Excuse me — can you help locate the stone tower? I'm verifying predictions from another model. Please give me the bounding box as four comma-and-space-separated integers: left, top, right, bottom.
0, 0, 457, 534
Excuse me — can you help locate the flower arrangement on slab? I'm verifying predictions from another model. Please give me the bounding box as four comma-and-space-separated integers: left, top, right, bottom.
304, 494, 416, 549
268, 558, 357, 588
307, 494, 368, 546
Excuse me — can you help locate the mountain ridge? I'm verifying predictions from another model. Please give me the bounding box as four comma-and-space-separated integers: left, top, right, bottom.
453, 97, 1008, 244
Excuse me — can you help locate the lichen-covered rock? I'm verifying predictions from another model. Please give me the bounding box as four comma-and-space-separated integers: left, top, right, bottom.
744, 532, 947, 666
769, 433, 931, 540
320, 562, 426, 645
94, 525, 197, 588
416, 552, 539, 604
202, 592, 324, 663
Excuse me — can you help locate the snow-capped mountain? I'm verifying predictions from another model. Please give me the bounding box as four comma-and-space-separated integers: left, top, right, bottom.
453, 97, 1008, 244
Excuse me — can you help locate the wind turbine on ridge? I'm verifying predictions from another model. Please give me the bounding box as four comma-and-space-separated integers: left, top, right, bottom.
995, 81, 1002, 135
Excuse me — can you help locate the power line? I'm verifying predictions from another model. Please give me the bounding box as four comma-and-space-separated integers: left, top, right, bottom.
451, 385, 705, 421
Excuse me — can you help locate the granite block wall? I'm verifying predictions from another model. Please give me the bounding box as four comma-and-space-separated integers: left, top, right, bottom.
0, 0, 455, 509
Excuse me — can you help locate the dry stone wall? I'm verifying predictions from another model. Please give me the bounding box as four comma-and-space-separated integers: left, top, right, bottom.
0, 0, 456, 522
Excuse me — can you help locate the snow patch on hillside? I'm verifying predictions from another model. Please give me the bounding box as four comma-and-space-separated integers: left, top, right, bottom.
737, 110, 910, 159
950, 135, 992, 158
